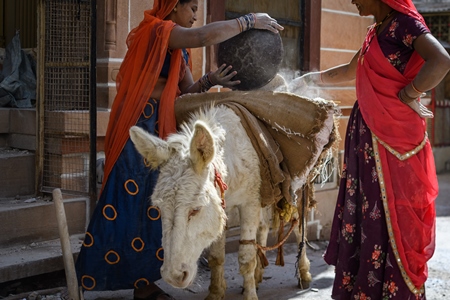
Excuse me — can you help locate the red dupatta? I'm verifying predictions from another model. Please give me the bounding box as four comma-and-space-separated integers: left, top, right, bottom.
102, 0, 188, 188
356, 2, 438, 294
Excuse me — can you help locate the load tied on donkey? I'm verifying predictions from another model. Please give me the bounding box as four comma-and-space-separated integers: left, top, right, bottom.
130, 90, 340, 300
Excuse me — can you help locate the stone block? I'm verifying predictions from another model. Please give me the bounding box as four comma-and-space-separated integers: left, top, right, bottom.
316, 88, 356, 108
0, 108, 10, 133
45, 137, 90, 155
0, 198, 87, 247
321, 11, 372, 50
45, 111, 90, 136
97, 109, 110, 136
0, 135, 7, 147
322, 0, 356, 12
9, 109, 36, 135
0, 152, 35, 198
320, 49, 356, 70
8, 133, 36, 151
315, 189, 340, 240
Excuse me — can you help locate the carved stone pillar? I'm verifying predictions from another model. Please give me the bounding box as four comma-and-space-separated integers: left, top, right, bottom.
105, 0, 117, 51
96, 0, 152, 110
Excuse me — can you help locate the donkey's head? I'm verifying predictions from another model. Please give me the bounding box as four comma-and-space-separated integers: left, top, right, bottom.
129, 121, 227, 288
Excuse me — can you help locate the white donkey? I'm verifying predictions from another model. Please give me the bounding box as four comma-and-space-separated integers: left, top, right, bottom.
130, 105, 312, 300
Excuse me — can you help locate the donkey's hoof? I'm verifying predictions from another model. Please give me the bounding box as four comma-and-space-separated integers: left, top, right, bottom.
205, 293, 224, 300
297, 279, 310, 290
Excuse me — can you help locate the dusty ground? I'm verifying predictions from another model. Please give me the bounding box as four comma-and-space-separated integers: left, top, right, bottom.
1, 173, 449, 300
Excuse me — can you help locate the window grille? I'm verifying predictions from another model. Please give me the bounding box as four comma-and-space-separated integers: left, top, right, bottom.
314, 154, 339, 190
424, 14, 450, 43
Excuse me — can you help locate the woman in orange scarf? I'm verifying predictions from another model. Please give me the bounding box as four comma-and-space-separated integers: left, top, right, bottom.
75, 1, 283, 299
288, 0, 449, 299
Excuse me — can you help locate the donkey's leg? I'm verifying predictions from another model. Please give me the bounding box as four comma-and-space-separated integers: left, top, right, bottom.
238, 203, 261, 300
293, 219, 312, 289
206, 233, 227, 300
254, 207, 271, 288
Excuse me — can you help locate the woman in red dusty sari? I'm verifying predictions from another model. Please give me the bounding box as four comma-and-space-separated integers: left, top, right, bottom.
288, 0, 450, 298
75, 1, 283, 299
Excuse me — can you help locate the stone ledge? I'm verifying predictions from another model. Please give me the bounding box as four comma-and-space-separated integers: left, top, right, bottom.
0, 234, 83, 283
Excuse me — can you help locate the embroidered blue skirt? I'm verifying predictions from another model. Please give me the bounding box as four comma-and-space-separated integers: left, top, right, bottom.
75, 99, 163, 291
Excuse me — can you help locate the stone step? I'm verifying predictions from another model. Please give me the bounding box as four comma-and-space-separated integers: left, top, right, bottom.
0, 196, 87, 248
0, 234, 84, 283
0, 196, 87, 284
0, 149, 35, 198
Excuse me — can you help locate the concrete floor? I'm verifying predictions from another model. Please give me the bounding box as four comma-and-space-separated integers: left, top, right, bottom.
82, 172, 450, 300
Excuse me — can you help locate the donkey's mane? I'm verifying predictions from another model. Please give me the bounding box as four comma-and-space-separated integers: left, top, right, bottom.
166, 104, 226, 155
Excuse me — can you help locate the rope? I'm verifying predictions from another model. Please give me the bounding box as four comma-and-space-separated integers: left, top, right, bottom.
239, 218, 299, 268
214, 166, 228, 209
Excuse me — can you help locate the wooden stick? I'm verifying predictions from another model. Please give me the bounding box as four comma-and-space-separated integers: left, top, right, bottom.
53, 188, 81, 300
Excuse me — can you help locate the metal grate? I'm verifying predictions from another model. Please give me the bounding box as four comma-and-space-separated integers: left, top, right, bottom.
424, 14, 450, 43
433, 100, 450, 146
41, 0, 94, 196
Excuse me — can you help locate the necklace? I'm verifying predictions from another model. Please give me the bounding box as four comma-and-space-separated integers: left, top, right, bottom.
360, 9, 395, 65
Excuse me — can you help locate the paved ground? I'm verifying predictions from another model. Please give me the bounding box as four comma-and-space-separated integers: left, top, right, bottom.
81, 172, 450, 300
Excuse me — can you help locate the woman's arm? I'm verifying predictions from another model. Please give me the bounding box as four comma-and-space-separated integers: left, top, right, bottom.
168, 13, 283, 49
287, 49, 360, 93
320, 50, 360, 84
402, 33, 450, 97
398, 33, 450, 118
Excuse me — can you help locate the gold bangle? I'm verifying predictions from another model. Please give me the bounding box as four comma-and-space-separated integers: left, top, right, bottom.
411, 81, 423, 94
398, 89, 416, 104
235, 18, 243, 32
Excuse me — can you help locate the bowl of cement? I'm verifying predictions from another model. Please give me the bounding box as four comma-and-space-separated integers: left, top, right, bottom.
218, 29, 284, 91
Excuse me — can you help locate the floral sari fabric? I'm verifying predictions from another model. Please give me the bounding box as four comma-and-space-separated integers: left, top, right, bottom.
323, 10, 438, 300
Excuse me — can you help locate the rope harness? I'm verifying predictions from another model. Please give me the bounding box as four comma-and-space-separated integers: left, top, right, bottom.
213, 166, 306, 272
214, 167, 228, 210
240, 218, 299, 268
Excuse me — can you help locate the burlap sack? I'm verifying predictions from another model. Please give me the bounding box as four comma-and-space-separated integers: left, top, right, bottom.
175, 90, 339, 207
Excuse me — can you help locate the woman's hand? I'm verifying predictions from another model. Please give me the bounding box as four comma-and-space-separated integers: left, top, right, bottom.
253, 13, 284, 34
209, 64, 241, 89
406, 100, 434, 118
398, 86, 434, 118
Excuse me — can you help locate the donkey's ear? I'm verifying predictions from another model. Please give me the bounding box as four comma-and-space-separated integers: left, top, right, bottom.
129, 126, 170, 169
190, 121, 215, 174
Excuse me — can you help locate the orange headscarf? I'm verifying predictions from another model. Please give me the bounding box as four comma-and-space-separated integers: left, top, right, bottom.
102, 0, 189, 187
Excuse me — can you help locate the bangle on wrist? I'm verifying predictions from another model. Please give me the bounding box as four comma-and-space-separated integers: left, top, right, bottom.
236, 13, 256, 32
199, 72, 215, 93
411, 81, 423, 94
404, 87, 418, 100
398, 89, 417, 104
235, 18, 243, 32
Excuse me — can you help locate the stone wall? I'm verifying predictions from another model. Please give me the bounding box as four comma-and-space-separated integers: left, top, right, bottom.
311, 1, 373, 239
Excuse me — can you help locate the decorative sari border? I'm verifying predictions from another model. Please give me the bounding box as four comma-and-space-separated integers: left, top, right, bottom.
371, 132, 425, 296
373, 132, 428, 161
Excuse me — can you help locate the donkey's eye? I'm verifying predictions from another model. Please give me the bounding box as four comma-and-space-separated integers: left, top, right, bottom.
188, 207, 201, 220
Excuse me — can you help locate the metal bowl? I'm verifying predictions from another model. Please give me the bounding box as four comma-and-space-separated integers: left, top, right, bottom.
217, 29, 284, 91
